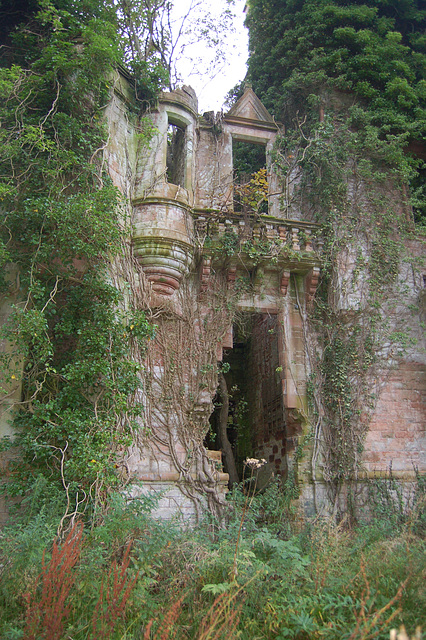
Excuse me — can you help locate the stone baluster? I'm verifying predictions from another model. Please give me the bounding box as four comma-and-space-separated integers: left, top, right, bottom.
239, 219, 249, 240
278, 226, 287, 241
304, 229, 313, 252
265, 223, 275, 241
253, 224, 261, 240
291, 227, 300, 251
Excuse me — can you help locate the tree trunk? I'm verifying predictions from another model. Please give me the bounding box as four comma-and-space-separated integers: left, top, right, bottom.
218, 372, 239, 488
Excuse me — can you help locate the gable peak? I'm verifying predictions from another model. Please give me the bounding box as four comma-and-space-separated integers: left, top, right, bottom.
226, 85, 275, 125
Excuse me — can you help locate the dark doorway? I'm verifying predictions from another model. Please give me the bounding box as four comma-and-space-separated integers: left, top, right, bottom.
206, 313, 287, 486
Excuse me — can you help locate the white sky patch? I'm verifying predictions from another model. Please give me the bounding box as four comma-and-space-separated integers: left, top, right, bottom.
170, 0, 249, 113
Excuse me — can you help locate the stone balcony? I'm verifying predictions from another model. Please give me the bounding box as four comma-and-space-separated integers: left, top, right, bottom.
191, 210, 322, 314
192, 210, 323, 271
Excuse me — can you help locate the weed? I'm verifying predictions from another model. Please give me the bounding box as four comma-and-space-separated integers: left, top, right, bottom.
91, 540, 139, 639
0, 489, 424, 639
22, 522, 83, 640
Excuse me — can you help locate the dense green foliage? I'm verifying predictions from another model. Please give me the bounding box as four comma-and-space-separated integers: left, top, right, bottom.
232, 139, 266, 181
0, 0, 156, 513
246, 0, 426, 222
246, 0, 425, 133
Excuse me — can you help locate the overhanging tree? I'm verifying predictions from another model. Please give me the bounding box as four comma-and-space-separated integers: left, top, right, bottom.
245, 0, 425, 222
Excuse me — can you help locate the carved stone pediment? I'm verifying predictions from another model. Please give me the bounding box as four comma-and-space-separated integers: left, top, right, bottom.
226, 85, 276, 126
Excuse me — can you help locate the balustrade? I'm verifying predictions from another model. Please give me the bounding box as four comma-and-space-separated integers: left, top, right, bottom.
192, 212, 322, 260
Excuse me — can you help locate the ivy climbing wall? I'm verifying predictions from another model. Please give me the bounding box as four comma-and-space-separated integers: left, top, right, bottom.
66, 77, 426, 515
1, 66, 424, 524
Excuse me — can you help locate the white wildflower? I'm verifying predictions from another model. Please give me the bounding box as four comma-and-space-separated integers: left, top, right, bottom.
244, 458, 267, 469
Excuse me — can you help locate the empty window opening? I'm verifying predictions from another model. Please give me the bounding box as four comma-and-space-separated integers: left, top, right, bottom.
166, 122, 186, 186
206, 313, 288, 488
232, 140, 268, 215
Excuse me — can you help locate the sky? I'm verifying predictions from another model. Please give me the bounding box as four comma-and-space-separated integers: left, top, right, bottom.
170, 0, 249, 113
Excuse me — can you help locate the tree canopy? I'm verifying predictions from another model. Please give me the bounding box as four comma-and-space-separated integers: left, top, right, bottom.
245, 0, 426, 220
246, 0, 425, 134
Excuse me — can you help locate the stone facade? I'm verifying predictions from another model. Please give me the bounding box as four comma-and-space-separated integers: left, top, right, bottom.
1, 69, 424, 521
364, 362, 425, 476
103, 76, 324, 518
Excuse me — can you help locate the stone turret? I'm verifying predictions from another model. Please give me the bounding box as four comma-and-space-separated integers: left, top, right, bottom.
132, 86, 198, 294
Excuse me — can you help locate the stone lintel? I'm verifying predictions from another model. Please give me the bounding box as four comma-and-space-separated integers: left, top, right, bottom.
224, 119, 278, 142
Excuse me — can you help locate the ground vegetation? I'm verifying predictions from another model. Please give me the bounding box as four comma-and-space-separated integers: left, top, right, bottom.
0, 474, 424, 638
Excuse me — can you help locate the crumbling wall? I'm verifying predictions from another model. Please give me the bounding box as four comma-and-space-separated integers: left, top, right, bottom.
195, 117, 233, 211
362, 239, 426, 477
2, 69, 423, 524
364, 362, 425, 475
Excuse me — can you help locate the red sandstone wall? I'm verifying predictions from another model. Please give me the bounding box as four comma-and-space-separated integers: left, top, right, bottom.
363, 362, 426, 475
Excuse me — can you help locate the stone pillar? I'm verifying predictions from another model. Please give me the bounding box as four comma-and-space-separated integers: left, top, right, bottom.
279, 277, 307, 414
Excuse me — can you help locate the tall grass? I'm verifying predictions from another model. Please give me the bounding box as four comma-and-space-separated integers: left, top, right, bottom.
0, 476, 424, 639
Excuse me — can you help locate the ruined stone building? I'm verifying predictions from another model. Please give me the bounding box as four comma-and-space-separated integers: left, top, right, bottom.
103, 69, 425, 518
1, 68, 425, 520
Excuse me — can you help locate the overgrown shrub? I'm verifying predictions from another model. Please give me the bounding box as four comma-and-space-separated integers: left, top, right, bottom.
0, 480, 424, 639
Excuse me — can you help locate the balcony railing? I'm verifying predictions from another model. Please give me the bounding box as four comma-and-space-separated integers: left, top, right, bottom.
192, 211, 322, 263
